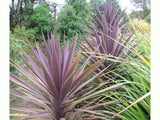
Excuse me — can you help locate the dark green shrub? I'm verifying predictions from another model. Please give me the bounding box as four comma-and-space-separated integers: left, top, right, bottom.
54, 4, 89, 41
54, 5, 80, 41
10, 33, 27, 74
13, 26, 36, 41
31, 4, 53, 40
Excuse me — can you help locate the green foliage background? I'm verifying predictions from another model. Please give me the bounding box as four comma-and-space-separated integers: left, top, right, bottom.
54, 0, 92, 40
31, 4, 52, 40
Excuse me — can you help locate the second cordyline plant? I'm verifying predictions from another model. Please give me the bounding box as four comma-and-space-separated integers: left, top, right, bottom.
79, 3, 137, 80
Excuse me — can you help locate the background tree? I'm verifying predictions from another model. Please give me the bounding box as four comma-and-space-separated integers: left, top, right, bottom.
54, 5, 82, 41
90, 0, 120, 14
31, 3, 53, 40
129, 0, 150, 23
46, 1, 58, 31
66, 0, 91, 18
9, 0, 39, 30
10, 0, 54, 41
21, 1, 34, 28
130, 0, 150, 11
54, 0, 91, 41
10, 0, 23, 31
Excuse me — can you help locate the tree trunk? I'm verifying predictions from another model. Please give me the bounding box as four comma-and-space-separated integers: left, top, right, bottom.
12, 0, 15, 11
54, 5, 57, 22
142, 0, 147, 18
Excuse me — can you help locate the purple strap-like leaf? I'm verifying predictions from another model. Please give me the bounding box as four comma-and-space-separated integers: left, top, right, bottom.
26, 38, 42, 68
23, 51, 47, 87
10, 62, 52, 97
10, 105, 45, 112
64, 34, 77, 75
10, 73, 48, 101
62, 40, 69, 80
22, 112, 50, 119
10, 88, 50, 109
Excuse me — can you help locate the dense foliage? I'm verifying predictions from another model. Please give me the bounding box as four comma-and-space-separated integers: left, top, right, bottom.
10, 0, 36, 31
54, 5, 82, 41
31, 4, 53, 40
54, 0, 91, 40
10, 1, 53, 41
66, 0, 91, 18
10, 34, 27, 73
12, 25, 36, 41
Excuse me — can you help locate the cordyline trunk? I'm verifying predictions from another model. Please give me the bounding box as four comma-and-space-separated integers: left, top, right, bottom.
55, 97, 65, 119
56, 107, 64, 119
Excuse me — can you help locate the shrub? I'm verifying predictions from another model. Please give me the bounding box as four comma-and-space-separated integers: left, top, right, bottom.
54, 5, 87, 41
13, 26, 36, 41
10, 33, 27, 73
31, 4, 53, 40
10, 33, 27, 90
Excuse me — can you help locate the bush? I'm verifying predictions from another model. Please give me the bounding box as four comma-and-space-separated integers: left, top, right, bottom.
31, 4, 53, 40
13, 26, 36, 41
21, 3, 34, 27
144, 14, 150, 23
10, 33, 27, 74
54, 5, 87, 41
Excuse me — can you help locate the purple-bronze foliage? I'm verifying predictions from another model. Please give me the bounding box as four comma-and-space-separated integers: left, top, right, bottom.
10, 32, 123, 119
79, 3, 137, 80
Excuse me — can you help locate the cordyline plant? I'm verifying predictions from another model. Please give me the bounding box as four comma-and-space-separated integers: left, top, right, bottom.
10, 33, 128, 119
78, 3, 137, 80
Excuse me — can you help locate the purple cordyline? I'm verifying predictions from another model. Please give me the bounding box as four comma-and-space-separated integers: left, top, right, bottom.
10, 32, 125, 119
79, 3, 137, 80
